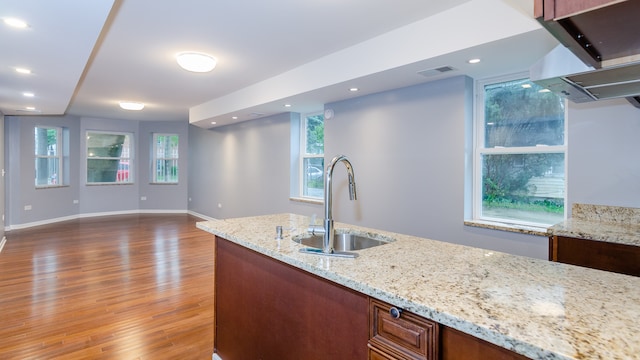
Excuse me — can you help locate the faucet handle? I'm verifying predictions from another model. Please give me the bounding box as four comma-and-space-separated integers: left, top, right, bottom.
308, 224, 325, 235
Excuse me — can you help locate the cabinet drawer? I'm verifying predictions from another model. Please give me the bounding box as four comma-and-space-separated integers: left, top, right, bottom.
369, 298, 439, 360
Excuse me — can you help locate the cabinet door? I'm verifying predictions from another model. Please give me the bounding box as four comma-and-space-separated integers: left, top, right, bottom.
441, 327, 529, 360
369, 298, 438, 360
550, 235, 640, 276
214, 237, 369, 360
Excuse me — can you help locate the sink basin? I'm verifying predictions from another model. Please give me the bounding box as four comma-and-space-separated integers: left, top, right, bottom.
294, 233, 391, 252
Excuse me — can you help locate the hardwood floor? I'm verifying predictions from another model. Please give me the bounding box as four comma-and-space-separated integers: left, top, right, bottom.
0, 214, 214, 359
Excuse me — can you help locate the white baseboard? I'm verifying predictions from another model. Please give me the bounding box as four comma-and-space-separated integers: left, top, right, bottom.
5, 209, 193, 231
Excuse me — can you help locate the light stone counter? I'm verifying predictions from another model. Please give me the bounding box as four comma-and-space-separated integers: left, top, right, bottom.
197, 213, 640, 360
549, 204, 640, 247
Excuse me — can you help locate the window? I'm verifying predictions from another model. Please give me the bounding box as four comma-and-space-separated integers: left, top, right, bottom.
300, 113, 324, 199
35, 126, 63, 187
153, 134, 179, 183
474, 75, 566, 227
86, 131, 133, 184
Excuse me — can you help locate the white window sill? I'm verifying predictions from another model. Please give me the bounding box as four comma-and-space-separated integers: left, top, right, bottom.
464, 219, 550, 237
289, 197, 323, 205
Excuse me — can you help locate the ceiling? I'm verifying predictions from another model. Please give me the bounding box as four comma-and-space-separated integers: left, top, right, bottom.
1, 0, 560, 128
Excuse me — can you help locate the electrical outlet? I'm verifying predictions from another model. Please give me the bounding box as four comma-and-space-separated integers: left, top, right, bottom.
24, 205, 32, 211
73, 200, 79, 204
218, 203, 222, 208
141, 196, 147, 201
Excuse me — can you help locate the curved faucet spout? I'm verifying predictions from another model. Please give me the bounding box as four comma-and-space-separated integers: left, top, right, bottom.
323, 155, 357, 253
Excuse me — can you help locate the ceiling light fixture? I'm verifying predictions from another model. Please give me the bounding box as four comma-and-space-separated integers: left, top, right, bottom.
176, 52, 217, 73
349, 87, 359, 92
23, 92, 34, 97
284, 104, 291, 107
3, 17, 28, 28
119, 101, 145, 111
468, 58, 481, 64
15, 67, 31, 74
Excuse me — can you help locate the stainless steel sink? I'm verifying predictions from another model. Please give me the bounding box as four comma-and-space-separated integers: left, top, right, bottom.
294, 233, 391, 257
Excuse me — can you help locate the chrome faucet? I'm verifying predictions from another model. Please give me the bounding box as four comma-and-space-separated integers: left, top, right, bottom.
302, 155, 358, 257
322, 155, 357, 253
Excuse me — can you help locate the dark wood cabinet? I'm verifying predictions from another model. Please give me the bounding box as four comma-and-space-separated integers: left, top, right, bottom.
214, 236, 369, 360
369, 298, 439, 360
214, 236, 534, 360
534, 0, 640, 67
550, 235, 640, 276
441, 327, 529, 360
534, 0, 621, 20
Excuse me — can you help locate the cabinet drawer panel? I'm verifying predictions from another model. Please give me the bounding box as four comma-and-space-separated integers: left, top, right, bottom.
370, 298, 439, 360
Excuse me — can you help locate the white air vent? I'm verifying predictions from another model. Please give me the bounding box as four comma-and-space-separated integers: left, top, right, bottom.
417, 66, 457, 78
249, 112, 265, 117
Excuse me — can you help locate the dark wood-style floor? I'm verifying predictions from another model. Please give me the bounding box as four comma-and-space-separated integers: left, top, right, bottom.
0, 214, 214, 359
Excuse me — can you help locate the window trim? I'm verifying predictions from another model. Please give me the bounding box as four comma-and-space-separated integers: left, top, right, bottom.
35, 126, 63, 188
472, 72, 568, 228
298, 111, 324, 200
152, 133, 179, 184
86, 130, 134, 185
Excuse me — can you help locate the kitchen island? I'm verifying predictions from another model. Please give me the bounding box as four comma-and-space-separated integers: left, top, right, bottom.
197, 213, 640, 360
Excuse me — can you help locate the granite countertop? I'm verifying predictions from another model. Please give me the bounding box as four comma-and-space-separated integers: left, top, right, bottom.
548, 204, 640, 247
197, 213, 640, 360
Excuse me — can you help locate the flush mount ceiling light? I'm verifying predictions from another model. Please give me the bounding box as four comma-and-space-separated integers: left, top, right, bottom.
3, 17, 29, 28
119, 101, 145, 111
176, 52, 217, 73
468, 58, 481, 64
15, 67, 31, 74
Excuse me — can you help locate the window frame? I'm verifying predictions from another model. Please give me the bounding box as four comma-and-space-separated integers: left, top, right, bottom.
298, 111, 325, 200
34, 126, 63, 188
152, 133, 179, 184
86, 130, 134, 185
472, 73, 568, 228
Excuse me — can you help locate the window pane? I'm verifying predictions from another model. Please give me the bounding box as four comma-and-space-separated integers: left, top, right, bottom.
303, 157, 324, 198
156, 134, 179, 158
156, 159, 178, 182
482, 153, 564, 224
87, 133, 127, 158
87, 159, 121, 182
35, 157, 59, 186
305, 114, 324, 155
86, 132, 132, 184
484, 79, 565, 147
35, 128, 58, 156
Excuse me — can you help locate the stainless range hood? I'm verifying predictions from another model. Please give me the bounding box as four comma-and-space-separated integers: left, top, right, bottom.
530, 45, 640, 107
530, 0, 640, 108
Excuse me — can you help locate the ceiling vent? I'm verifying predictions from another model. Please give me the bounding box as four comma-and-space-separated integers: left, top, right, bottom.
417, 66, 456, 78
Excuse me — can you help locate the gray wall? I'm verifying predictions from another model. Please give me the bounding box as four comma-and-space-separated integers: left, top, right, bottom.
4, 115, 188, 228
188, 113, 318, 218
566, 99, 640, 212
187, 76, 640, 259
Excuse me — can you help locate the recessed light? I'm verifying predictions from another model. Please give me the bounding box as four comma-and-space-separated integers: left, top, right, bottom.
15, 67, 31, 74
468, 58, 481, 64
25, 106, 36, 111
284, 104, 292, 107
3, 18, 28, 28
23, 92, 34, 97
211, 121, 217, 125
349, 87, 359, 92
176, 52, 217, 73
232, 116, 238, 120
119, 101, 145, 111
